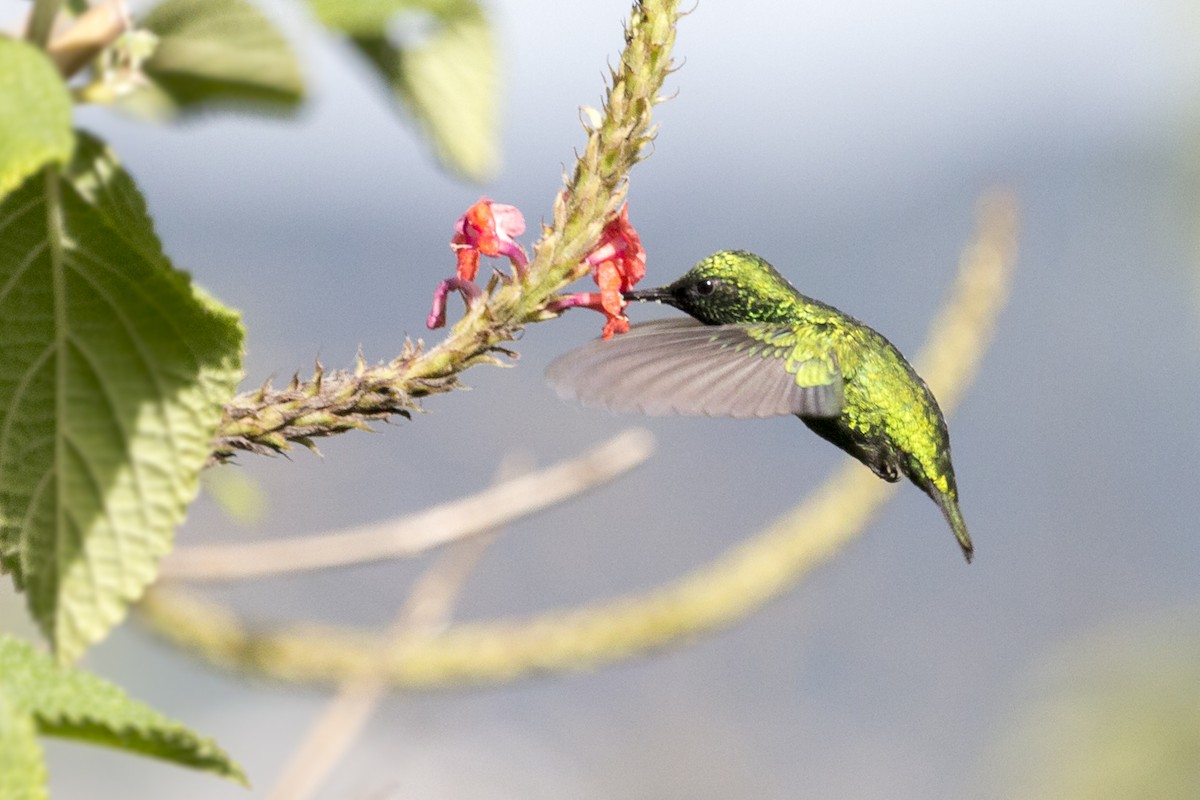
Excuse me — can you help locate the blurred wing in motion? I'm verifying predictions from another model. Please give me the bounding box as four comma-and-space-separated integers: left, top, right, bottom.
545, 318, 843, 419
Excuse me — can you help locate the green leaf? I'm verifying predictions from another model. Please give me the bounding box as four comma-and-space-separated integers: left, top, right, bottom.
128, 0, 304, 117
64, 132, 169, 266
0, 39, 75, 201
0, 133, 244, 663
0, 634, 247, 785
309, 0, 500, 181
0, 691, 48, 800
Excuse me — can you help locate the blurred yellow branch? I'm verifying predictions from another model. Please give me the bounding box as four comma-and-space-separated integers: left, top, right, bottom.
160, 428, 654, 582
138, 193, 1018, 688
265, 458, 525, 800
45, 0, 128, 79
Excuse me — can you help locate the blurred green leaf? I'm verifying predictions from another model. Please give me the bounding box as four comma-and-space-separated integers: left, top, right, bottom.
0, 133, 244, 663
0, 633, 247, 785
0, 691, 47, 800
310, 0, 500, 181
0, 39, 74, 201
992, 619, 1200, 800
129, 0, 304, 116
200, 467, 268, 525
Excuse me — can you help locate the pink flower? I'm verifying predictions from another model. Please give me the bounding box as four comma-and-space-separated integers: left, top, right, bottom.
588, 203, 645, 292
451, 197, 528, 281
426, 277, 480, 329
547, 203, 646, 339
429, 197, 528, 329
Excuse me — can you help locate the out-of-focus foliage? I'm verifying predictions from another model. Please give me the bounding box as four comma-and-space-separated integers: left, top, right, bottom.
991, 618, 1200, 800
0, 690, 47, 800
0, 0, 507, 793
309, 0, 500, 181
2, 0, 501, 668
0, 132, 244, 663
126, 0, 304, 117
200, 467, 268, 526
0, 40, 73, 199
0, 634, 246, 786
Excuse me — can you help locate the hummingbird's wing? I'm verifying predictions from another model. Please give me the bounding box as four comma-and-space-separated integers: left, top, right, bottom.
545, 318, 843, 419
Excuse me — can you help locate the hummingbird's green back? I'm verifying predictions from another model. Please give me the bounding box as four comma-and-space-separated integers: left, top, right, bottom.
662, 251, 958, 492
547, 250, 974, 561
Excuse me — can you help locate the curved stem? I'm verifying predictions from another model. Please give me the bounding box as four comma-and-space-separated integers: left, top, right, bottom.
26, 0, 64, 47
264, 458, 525, 800
162, 429, 654, 582
138, 194, 1018, 688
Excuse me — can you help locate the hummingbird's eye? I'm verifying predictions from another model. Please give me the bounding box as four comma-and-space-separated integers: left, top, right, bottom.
695, 278, 718, 296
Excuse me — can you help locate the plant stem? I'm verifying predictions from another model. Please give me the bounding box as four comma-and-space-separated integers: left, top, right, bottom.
26, 0, 64, 48
140, 194, 1019, 689
210, 0, 680, 463
164, 429, 654, 582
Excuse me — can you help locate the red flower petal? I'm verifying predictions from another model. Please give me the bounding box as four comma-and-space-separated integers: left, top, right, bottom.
601, 315, 629, 340
455, 247, 481, 282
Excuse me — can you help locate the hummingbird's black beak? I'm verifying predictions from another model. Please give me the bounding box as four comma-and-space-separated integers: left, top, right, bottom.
623, 286, 673, 303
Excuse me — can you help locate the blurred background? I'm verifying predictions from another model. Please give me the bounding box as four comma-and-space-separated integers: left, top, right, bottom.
3, 0, 1200, 797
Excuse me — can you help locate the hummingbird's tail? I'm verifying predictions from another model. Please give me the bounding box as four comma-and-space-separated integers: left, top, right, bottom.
934, 492, 974, 563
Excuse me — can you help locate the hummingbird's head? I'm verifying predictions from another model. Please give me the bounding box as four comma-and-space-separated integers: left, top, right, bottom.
624, 250, 801, 325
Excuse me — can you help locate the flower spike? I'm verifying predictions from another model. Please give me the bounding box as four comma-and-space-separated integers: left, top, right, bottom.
547, 203, 647, 339
427, 278, 482, 329
451, 197, 528, 280
430, 198, 530, 328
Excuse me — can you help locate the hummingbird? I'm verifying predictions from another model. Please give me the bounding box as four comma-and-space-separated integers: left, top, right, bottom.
546, 250, 974, 561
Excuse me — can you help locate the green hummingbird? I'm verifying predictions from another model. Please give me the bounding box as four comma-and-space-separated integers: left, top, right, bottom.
546, 249, 974, 562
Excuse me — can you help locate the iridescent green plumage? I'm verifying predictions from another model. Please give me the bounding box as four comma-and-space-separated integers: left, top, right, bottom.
546, 250, 974, 562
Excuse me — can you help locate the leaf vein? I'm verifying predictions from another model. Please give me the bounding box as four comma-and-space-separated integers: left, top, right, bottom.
0, 342, 55, 473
